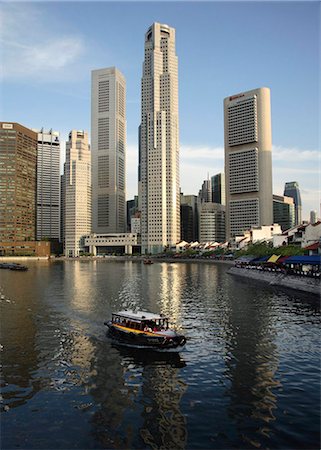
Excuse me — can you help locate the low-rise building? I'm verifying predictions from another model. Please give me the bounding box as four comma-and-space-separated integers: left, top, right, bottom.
84, 233, 138, 255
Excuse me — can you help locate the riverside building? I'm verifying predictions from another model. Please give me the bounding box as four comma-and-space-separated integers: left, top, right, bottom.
273, 194, 295, 232
34, 129, 60, 241
91, 67, 126, 234
284, 181, 302, 226
0, 122, 37, 247
140, 22, 180, 254
224, 87, 273, 238
64, 130, 91, 257
199, 203, 226, 243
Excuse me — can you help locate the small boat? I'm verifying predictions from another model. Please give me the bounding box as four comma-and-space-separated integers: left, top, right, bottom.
143, 259, 153, 265
0, 263, 28, 271
104, 310, 186, 352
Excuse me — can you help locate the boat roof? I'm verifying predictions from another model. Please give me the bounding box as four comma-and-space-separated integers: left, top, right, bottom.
112, 310, 168, 321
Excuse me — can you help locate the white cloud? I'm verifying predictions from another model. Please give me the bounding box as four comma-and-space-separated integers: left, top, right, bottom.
0, 4, 85, 81
272, 145, 319, 162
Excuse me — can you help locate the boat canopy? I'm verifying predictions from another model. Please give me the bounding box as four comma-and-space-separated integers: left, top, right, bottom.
113, 310, 168, 322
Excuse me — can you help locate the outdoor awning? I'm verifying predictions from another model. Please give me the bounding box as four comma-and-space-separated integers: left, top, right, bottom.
252, 256, 270, 263
283, 255, 321, 265
267, 254, 280, 263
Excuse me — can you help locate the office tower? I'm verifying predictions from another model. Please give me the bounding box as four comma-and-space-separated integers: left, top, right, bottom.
310, 210, 317, 224
91, 67, 126, 234
60, 172, 65, 245
199, 178, 212, 203
127, 196, 139, 232
180, 194, 198, 242
0, 122, 37, 243
34, 128, 60, 241
64, 130, 91, 257
224, 87, 273, 238
284, 181, 302, 226
211, 173, 226, 205
273, 194, 295, 231
140, 22, 180, 254
199, 203, 226, 243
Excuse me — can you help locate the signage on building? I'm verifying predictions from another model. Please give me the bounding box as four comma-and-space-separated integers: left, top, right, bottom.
2, 123, 13, 129
229, 94, 245, 101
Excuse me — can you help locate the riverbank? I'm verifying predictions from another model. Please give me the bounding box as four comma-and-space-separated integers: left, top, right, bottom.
228, 266, 320, 296
0, 255, 234, 265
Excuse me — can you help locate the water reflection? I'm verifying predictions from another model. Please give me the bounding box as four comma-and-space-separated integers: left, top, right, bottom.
88, 340, 187, 449
223, 284, 280, 448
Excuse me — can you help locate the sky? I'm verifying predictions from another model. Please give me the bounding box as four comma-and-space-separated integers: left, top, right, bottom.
1, 1, 320, 220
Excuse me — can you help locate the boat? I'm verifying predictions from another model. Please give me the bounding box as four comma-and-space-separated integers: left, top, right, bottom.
0, 263, 28, 271
143, 259, 153, 265
104, 310, 186, 352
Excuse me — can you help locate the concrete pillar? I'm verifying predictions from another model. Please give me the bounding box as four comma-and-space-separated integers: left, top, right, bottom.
125, 245, 132, 255
90, 245, 97, 256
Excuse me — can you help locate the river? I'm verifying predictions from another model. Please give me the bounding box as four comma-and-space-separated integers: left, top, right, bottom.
0, 260, 320, 449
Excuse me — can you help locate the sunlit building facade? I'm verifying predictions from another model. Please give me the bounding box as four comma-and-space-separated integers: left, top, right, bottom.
140, 22, 180, 254
0, 122, 37, 243
91, 67, 126, 234
224, 87, 273, 238
64, 130, 91, 257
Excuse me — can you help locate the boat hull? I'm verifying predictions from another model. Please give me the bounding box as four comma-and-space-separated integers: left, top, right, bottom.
105, 323, 186, 352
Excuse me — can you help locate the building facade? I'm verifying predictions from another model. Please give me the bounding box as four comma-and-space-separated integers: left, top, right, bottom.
224, 87, 273, 238
211, 173, 226, 205
140, 22, 180, 254
199, 178, 212, 203
284, 181, 302, 226
34, 128, 60, 241
64, 130, 91, 257
91, 67, 126, 234
273, 194, 295, 232
199, 203, 226, 243
0, 122, 37, 243
180, 194, 198, 242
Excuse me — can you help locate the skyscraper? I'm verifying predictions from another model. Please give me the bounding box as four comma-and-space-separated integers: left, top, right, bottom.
224, 87, 273, 238
34, 128, 60, 241
0, 122, 37, 243
64, 130, 91, 257
199, 178, 212, 203
211, 173, 226, 205
284, 181, 302, 226
140, 22, 180, 254
199, 203, 226, 243
180, 194, 198, 242
91, 67, 126, 234
273, 194, 295, 231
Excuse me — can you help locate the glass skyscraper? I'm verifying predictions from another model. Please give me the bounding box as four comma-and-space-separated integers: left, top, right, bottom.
283, 181, 302, 226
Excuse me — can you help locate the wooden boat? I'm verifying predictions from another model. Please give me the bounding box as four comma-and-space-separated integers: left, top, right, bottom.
104, 310, 186, 352
143, 259, 153, 265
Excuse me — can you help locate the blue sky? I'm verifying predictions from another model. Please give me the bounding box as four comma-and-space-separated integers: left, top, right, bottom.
1, 1, 320, 219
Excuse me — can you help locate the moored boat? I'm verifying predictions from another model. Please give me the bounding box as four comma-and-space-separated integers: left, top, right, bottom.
143, 259, 153, 265
104, 310, 186, 352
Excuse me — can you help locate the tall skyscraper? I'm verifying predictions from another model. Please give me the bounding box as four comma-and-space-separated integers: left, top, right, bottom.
199, 178, 212, 203
0, 122, 37, 243
180, 194, 198, 242
199, 203, 226, 243
140, 22, 180, 254
273, 194, 295, 231
224, 87, 273, 238
91, 67, 126, 234
34, 128, 60, 241
64, 130, 91, 257
211, 173, 226, 205
284, 181, 302, 226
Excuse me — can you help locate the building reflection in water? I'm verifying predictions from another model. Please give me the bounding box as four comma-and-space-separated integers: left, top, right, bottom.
222, 283, 280, 447
88, 337, 187, 449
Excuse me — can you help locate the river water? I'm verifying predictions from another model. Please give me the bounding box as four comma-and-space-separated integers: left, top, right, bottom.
0, 260, 320, 449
